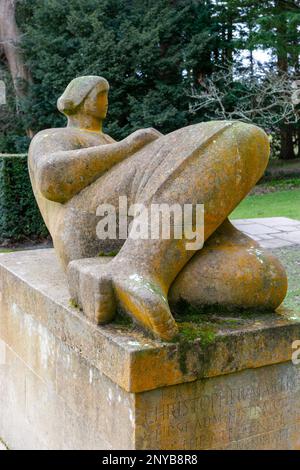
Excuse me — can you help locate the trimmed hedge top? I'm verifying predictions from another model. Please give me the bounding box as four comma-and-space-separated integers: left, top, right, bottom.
0, 154, 48, 243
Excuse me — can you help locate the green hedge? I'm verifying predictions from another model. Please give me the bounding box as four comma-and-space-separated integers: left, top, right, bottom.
0, 154, 48, 243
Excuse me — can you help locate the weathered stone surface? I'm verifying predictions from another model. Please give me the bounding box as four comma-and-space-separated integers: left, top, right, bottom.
0, 249, 299, 394
28, 75, 287, 341
0, 249, 299, 449
135, 362, 300, 450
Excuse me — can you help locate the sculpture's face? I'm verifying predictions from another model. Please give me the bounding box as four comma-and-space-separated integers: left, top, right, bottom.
95, 90, 109, 119
84, 86, 109, 120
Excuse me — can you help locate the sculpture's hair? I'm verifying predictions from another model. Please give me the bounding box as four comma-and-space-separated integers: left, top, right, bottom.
57, 76, 109, 115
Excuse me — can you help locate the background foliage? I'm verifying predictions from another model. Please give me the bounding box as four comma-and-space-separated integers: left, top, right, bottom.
0, 154, 48, 242
0, 0, 299, 155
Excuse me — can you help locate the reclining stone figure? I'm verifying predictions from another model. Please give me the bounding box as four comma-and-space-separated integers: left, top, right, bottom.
29, 75, 287, 341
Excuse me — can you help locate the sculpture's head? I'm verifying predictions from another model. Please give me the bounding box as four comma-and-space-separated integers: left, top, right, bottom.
57, 76, 109, 125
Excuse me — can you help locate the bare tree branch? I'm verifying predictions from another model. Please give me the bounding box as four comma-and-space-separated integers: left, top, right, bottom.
189, 64, 300, 131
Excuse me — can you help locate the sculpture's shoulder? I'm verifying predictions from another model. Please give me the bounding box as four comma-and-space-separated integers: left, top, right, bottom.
29, 128, 115, 158
29, 128, 77, 157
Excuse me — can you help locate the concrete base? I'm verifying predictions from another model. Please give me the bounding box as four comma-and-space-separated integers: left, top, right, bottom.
1, 249, 300, 449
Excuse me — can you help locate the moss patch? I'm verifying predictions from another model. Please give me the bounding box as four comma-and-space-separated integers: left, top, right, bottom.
111, 310, 134, 328
176, 321, 216, 343
69, 298, 81, 310
175, 324, 216, 374
98, 250, 119, 257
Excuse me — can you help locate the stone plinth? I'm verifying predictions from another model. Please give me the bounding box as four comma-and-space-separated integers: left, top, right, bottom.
1, 249, 300, 449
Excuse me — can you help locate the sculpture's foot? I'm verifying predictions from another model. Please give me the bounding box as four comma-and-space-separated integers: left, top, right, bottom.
68, 257, 117, 324
67, 258, 178, 341
113, 272, 178, 341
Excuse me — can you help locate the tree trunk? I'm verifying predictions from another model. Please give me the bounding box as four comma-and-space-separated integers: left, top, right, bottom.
226, 18, 233, 63
0, 0, 31, 94
0, 0, 32, 136
276, 0, 296, 159
297, 127, 300, 158
280, 125, 295, 160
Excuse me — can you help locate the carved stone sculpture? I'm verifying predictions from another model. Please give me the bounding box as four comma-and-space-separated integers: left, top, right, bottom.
29, 75, 287, 340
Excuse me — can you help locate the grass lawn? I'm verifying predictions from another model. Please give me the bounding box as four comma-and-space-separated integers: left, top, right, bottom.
230, 188, 300, 220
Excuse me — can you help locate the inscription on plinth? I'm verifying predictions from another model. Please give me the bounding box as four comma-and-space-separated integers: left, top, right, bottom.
135, 362, 300, 450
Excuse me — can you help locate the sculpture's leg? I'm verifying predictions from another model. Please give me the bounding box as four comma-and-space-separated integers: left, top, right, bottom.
169, 218, 288, 312
68, 121, 271, 340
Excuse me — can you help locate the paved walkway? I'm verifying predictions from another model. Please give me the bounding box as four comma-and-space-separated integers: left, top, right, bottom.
232, 217, 300, 249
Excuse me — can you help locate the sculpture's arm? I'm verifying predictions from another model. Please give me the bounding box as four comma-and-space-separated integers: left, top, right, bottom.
33, 128, 161, 204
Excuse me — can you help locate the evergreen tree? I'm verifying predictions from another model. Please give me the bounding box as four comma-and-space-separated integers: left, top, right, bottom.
15, 0, 218, 142
1, 0, 298, 159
